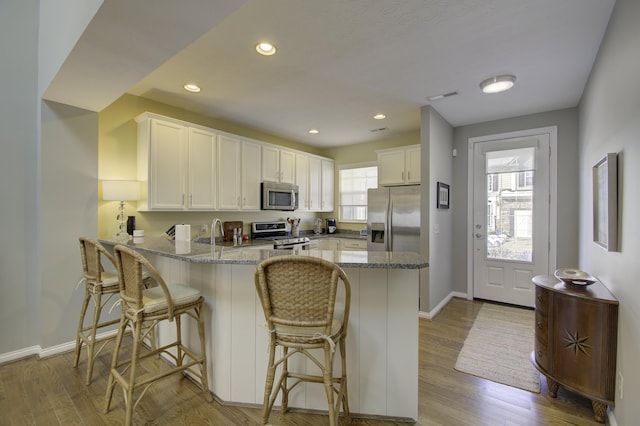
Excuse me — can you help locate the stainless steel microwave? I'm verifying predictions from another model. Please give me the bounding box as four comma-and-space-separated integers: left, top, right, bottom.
261, 182, 299, 211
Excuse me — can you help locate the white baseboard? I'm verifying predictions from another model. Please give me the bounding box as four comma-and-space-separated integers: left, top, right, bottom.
0, 329, 119, 365
418, 291, 468, 320
0, 345, 40, 364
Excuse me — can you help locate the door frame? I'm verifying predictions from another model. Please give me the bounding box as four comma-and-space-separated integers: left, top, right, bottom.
466, 126, 558, 300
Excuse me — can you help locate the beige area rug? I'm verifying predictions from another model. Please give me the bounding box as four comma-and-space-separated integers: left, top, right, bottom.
454, 303, 541, 393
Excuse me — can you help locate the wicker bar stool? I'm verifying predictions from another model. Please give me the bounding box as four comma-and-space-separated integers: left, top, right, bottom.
74, 237, 153, 385
254, 255, 351, 425
104, 244, 211, 426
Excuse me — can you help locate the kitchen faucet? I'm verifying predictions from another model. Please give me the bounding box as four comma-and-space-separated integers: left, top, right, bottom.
211, 218, 224, 250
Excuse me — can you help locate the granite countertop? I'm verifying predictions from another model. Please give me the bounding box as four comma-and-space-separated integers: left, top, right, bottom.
99, 237, 428, 269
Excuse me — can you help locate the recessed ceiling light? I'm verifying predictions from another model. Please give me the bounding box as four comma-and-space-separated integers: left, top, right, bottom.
183, 83, 201, 93
256, 42, 276, 56
480, 75, 516, 94
373, 113, 386, 120
308, 129, 319, 134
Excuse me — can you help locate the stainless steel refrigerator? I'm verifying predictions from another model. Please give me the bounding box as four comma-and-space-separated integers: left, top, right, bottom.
367, 185, 421, 252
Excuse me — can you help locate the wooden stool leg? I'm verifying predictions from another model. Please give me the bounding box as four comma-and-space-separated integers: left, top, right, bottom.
339, 337, 350, 420
84, 292, 104, 385
196, 305, 212, 401
261, 341, 277, 425
73, 289, 91, 368
323, 344, 336, 426
175, 315, 183, 367
281, 347, 289, 413
104, 316, 127, 413
124, 319, 143, 426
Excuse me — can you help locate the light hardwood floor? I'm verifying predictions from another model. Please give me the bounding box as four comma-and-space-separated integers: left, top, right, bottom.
0, 298, 602, 425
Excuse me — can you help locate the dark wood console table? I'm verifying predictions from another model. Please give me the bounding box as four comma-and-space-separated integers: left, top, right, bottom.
531, 275, 618, 423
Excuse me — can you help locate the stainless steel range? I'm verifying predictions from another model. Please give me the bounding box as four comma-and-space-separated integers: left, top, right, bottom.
251, 221, 310, 250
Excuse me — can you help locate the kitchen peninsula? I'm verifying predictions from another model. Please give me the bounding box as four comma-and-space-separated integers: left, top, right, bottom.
100, 237, 427, 421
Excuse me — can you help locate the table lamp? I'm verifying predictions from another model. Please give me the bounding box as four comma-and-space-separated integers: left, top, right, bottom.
102, 180, 139, 242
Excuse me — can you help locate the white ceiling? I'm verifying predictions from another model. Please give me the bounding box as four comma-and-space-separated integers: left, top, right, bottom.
45, 0, 615, 148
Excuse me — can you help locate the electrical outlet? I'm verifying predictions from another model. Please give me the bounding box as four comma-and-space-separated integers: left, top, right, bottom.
618, 372, 624, 399
201, 224, 208, 234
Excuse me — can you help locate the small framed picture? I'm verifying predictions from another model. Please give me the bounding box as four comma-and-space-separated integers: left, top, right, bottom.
593, 153, 617, 251
437, 182, 450, 209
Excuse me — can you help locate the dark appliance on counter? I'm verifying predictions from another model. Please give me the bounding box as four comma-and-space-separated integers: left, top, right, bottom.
261, 182, 299, 211
367, 185, 420, 252
326, 218, 337, 234
251, 221, 310, 250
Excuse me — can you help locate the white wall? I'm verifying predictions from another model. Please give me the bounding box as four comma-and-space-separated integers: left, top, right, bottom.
39, 101, 99, 348
419, 105, 454, 312
428, 108, 454, 311
0, 0, 101, 358
0, 0, 40, 355
578, 0, 640, 422
38, 0, 103, 97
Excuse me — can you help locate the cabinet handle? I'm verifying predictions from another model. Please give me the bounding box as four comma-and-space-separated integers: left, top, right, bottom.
408, 171, 410, 180
402, 171, 405, 181
536, 321, 542, 329
537, 295, 543, 303
536, 350, 543, 358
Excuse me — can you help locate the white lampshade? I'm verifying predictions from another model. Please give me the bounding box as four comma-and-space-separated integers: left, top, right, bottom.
102, 180, 139, 201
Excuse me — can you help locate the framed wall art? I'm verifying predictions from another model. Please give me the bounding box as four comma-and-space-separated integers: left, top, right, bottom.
592, 153, 618, 251
437, 182, 450, 209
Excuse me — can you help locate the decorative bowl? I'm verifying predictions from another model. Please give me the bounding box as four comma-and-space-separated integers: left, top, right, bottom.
554, 268, 597, 286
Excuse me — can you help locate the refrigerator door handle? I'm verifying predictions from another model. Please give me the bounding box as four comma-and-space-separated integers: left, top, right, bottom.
387, 200, 393, 251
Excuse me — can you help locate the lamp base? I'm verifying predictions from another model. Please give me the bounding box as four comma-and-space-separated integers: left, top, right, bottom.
115, 232, 131, 243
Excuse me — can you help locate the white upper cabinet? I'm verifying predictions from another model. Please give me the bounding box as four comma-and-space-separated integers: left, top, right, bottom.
136, 112, 333, 212
308, 156, 322, 211
262, 146, 296, 184
217, 134, 242, 210
187, 127, 217, 210
137, 115, 187, 210
296, 154, 332, 212
240, 140, 261, 210
320, 159, 334, 211
295, 153, 310, 210
217, 135, 262, 211
377, 144, 421, 186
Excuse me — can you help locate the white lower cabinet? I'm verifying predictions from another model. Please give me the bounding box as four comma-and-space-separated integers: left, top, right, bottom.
338, 238, 367, 251
311, 237, 366, 251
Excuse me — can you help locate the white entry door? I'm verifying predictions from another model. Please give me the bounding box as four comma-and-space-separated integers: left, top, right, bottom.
471, 131, 552, 307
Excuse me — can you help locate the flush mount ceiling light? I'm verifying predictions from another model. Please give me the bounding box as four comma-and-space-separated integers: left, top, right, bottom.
183, 83, 201, 93
480, 75, 516, 94
373, 113, 386, 120
256, 42, 276, 56
308, 129, 319, 134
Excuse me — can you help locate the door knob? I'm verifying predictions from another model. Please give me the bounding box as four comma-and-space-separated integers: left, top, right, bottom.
475, 233, 483, 238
